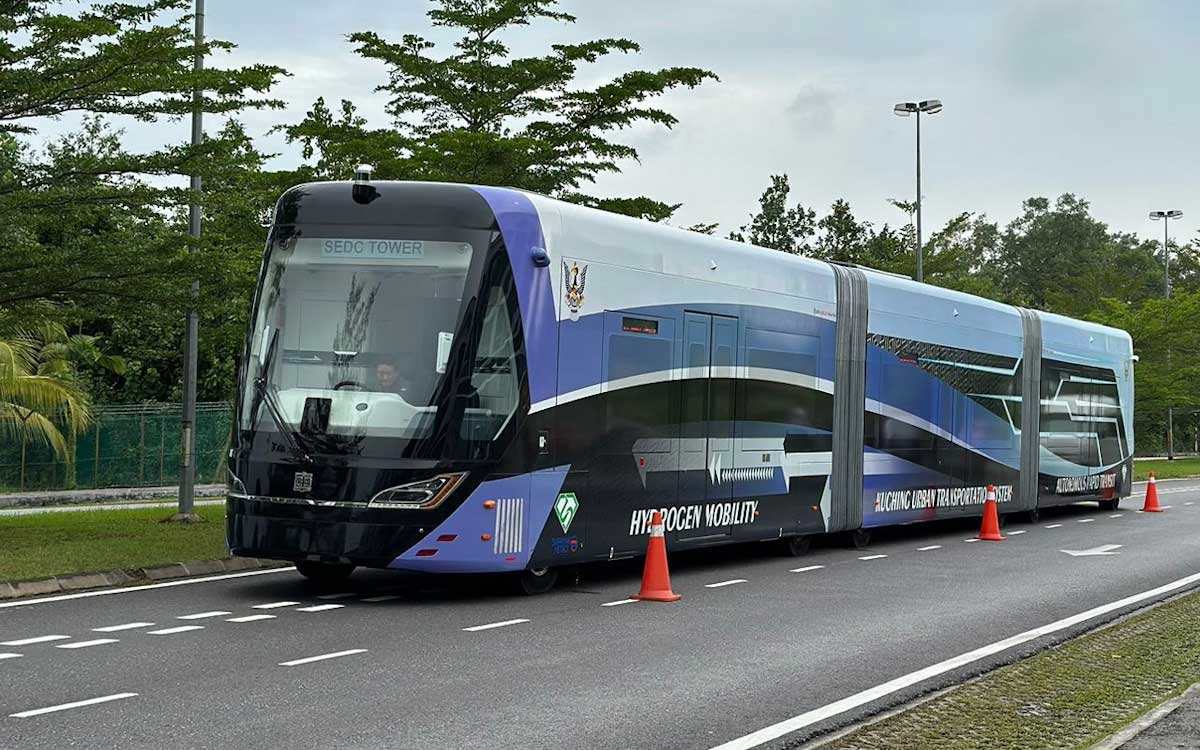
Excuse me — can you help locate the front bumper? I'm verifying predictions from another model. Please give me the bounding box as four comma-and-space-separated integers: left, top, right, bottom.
226, 494, 429, 568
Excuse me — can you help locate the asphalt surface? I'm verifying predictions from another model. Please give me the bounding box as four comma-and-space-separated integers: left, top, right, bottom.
2, 478, 1199, 750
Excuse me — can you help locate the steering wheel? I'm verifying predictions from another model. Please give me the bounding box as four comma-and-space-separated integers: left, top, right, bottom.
333, 379, 364, 391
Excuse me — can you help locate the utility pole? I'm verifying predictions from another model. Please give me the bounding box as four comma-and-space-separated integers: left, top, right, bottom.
1149, 209, 1183, 460
893, 99, 942, 283
175, 0, 204, 520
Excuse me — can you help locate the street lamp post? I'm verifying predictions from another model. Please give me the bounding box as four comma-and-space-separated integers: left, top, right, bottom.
177, 0, 204, 520
893, 99, 942, 284
1149, 208, 1183, 460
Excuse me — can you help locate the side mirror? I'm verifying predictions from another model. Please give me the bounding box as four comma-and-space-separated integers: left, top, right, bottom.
531, 246, 550, 267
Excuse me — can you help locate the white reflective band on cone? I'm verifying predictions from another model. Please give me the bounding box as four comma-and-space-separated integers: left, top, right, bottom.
650, 523, 665, 537
986, 485, 996, 501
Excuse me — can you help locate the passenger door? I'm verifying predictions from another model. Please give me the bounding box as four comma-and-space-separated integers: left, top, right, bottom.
678, 312, 738, 540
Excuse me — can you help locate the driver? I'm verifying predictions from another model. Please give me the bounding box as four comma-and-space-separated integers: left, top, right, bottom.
373, 359, 413, 398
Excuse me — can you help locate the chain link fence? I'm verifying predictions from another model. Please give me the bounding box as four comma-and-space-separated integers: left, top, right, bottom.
1, 402, 232, 492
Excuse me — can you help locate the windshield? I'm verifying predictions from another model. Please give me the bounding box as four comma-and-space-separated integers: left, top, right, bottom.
239, 222, 524, 460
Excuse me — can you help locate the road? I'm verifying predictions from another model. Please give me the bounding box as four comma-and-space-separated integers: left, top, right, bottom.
2, 478, 1199, 750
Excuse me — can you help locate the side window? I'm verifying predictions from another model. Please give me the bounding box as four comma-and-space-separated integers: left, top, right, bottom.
470, 286, 519, 420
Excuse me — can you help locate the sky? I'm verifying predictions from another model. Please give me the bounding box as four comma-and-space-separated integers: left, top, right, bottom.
37, 0, 1200, 243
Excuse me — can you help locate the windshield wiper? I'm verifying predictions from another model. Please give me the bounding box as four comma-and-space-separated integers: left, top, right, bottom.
248, 328, 313, 464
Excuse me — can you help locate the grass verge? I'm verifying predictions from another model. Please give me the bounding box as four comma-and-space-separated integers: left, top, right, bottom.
1134, 457, 1200, 481
818, 588, 1200, 750
0, 504, 227, 581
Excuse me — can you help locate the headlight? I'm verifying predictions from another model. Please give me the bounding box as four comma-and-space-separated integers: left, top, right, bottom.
368, 472, 467, 509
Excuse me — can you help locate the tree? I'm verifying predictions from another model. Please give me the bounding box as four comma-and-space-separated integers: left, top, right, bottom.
813, 199, 869, 263
0, 323, 92, 460
284, 0, 716, 220
728, 174, 816, 253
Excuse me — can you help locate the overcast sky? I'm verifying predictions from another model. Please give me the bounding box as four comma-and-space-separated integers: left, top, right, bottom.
58, 0, 1200, 242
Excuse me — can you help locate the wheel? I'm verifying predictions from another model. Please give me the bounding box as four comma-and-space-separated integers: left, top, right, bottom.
783, 536, 812, 557
295, 561, 355, 584
848, 528, 871, 549
514, 566, 558, 596
1099, 497, 1120, 511
1025, 508, 1041, 524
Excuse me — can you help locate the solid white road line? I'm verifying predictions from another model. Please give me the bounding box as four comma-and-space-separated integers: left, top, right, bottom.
0, 653, 24, 660
314, 592, 357, 600
0, 567, 293, 609
360, 595, 402, 603
279, 649, 368, 667
10, 692, 138, 719
1078, 518, 1095, 523
462, 619, 529, 632
0, 635, 70, 646
1045, 524, 1064, 529
92, 622, 154, 633
791, 565, 825, 572
1008, 530, 1027, 536
57, 639, 118, 649
916, 546, 941, 552
601, 598, 639, 607
706, 579, 749, 588
297, 604, 344, 612
707, 570, 1200, 750
857, 555, 887, 561
177, 611, 231, 620
148, 625, 204, 635
252, 601, 299, 610
227, 614, 276, 623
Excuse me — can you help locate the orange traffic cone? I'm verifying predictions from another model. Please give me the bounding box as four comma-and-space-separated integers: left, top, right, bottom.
976, 484, 1005, 541
1143, 471, 1164, 512
632, 511, 681, 602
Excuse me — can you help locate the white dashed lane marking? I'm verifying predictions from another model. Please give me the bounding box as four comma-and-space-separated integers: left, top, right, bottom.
1109, 514, 1124, 518
1045, 524, 1063, 529
964, 538, 980, 543
56, 639, 118, 650
314, 593, 357, 601
916, 545, 941, 552
1008, 530, 1027, 536
1078, 519, 1095, 523
0, 653, 24, 660
177, 611, 231, 620
360, 595, 402, 603
148, 626, 204, 636
92, 622, 154, 633
297, 604, 344, 613
857, 555, 887, 561
463, 619, 529, 633
601, 599, 639, 607
790, 565, 825, 572
251, 601, 298, 610
228, 615, 276, 623
279, 649, 368, 667
0, 635, 69, 646
10, 693, 138, 719
706, 579, 749, 588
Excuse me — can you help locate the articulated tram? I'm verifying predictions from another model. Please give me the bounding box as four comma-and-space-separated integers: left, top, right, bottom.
226, 179, 1134, 593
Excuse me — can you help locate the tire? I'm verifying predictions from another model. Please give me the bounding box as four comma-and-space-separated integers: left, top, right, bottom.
295, 561, 355, 584
515, 566, 559, 596
783, 536, 812, 557
1099, 497, 1120, 511
848, 528, 871, 549
1026, 508, 1041, 524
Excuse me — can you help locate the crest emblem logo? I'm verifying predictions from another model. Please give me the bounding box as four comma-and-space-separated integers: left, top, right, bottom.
554, 492, 579, 533
563, 261, 588, 319
293, 471, 313, 493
